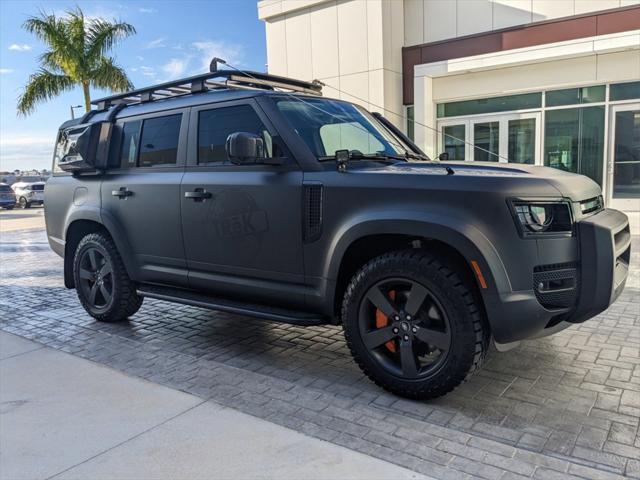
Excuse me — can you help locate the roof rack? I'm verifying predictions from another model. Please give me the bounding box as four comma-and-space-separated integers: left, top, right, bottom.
92, 59, 323, 110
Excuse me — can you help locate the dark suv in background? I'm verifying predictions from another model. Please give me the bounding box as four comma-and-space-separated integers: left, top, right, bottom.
45, 64, 630, 399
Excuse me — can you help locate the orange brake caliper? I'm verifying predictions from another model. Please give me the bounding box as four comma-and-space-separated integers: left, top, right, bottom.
375, 290, 397, 353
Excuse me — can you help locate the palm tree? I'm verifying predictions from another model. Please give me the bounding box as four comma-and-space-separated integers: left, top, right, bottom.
17, 7, 136, 116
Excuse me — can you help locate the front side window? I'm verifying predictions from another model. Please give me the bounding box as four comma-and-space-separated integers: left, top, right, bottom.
198, 105, 272, 164
275, 98, 408, 158
139, 114, 182, 167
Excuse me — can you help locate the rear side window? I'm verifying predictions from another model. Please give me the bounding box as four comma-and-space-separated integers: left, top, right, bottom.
31, 184, 44, 191
139, 114, 182, 167
0, 185, 12, 192
198, 105, 271, 164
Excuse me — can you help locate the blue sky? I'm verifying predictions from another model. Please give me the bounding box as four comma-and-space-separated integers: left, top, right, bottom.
0, 0, 267, 171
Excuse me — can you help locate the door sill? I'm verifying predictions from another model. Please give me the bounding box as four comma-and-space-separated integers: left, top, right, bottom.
137, 284, 327, 326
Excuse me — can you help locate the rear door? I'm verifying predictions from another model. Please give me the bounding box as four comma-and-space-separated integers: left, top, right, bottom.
180, 99, 306, 307
101, 108, 189, 286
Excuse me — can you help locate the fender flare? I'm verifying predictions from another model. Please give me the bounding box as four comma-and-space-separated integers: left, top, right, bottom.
63, 207, 137, 282
325, 210, 511, 308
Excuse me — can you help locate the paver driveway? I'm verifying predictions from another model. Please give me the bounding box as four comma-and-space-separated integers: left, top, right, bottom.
1, 226, 638, 480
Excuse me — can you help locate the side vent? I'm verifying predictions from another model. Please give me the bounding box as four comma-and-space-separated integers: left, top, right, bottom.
303, 183, 323, 243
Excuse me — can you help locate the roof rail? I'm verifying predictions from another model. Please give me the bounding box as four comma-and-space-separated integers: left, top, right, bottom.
91, 62, 323, 110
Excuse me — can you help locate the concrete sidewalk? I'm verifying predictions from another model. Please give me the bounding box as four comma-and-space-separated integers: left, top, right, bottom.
0, 332, 428, 480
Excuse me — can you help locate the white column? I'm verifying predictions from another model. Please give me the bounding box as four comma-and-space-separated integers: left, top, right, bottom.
414, 74, 436, 157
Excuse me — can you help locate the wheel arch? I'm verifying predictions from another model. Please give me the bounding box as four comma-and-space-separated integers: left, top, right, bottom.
328, 214, 510, 321
63, 214, 136, 289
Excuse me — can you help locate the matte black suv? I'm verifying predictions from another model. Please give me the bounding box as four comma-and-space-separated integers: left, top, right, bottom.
45, 66, 631, 399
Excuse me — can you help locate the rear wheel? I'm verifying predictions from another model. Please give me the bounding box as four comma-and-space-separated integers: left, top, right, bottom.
3, 205, 14, 210
73, 233, 143, 322
342, 249, 488, 399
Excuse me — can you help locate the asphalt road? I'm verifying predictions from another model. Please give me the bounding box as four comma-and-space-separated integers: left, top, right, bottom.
0, 206, 45, 232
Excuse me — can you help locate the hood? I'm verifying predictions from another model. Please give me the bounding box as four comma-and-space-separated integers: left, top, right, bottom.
366, 161, 601, 202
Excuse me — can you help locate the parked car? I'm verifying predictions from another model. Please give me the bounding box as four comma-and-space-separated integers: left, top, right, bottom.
44, 65, 630, 399
12, 181, 45, 208
0, 183, 16, 209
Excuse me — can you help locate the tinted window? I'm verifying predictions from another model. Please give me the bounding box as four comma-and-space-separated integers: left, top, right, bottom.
198, 105, 271, 164
120, 120, 141, 167
139, 114, 181, 167
0, 185, 12, 192
31, 184, 44, 191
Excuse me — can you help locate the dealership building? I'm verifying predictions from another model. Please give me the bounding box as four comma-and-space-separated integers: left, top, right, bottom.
258, 0, 640, 210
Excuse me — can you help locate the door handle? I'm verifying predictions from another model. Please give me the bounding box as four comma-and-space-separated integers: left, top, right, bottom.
112, 187, 133, 198
184, 188, 213, 201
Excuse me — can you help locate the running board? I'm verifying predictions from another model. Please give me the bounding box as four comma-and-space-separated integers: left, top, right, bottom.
137, 285, 326, 326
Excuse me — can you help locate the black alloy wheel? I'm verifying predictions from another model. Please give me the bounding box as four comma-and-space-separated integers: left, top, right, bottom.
358, 278, 451, 380
342, 249, 488, 399
73, 232, 143, 322
77, 247, 114, 311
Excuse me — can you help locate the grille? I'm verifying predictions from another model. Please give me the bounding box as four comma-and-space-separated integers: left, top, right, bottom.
533, 262, 579, 309
303, 183, 323, 242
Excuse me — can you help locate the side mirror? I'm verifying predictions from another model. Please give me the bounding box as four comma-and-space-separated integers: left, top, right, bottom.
226, 132, 265, 165
438, 152, 449, 161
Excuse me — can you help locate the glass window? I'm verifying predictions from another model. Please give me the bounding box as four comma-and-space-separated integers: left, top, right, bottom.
276, 98, 409, 158
544, 106, 605, 185
612, 109, 640, 199
406, 105, 415, 141
198, 105, 271, 164
120, 120, 141, 167
474, 122, 499, 162
508, 118, 536, 164
437, 93, 541, 118
139, 114, 181, 167
442, 124, 466, 160
610, 81, 640, 102
546, 85, 605, 107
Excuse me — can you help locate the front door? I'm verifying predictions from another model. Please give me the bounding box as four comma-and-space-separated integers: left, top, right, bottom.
180, 100, 306, 307
101, 110, 188, 286
608, 103, 640, 211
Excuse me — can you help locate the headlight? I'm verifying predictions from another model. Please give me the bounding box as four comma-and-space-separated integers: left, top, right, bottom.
510, 200, 573, 237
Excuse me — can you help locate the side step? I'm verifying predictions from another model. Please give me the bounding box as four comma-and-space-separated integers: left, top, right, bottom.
137, 285, 327, 326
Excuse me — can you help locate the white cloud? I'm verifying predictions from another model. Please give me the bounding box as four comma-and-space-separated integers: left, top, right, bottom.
139, 66, 156, 77
138, 7, 157, 13
8, 44, 31, 52
144, 38, 166, 49
191, 41, 244, 72
0, 134, 56, 171
0, 68, 14, 74
162, 58, 187, 79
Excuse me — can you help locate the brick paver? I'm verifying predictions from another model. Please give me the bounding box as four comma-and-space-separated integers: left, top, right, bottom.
1, 228, 638, 479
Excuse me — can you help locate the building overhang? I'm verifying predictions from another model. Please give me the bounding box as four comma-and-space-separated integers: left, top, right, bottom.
258, 0, 334, 21
402, 4, 640, 104
414, 29, 640, 80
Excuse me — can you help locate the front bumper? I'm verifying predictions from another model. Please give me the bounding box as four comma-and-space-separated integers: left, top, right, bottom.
488, 208, 630, 344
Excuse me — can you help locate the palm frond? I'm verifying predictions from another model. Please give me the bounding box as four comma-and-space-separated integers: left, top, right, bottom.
87, 20, 136, 59
17, 69, 75, 116
90, 57, 134, 92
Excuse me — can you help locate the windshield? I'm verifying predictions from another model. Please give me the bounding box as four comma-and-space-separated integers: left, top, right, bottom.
275, 98, 409, 159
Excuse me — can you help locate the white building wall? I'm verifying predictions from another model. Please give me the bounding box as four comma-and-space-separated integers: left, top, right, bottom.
259, 0, 405, 128
403, 0, 640, 46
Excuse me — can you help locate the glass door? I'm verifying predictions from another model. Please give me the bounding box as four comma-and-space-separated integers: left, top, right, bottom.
470, 112, 541, 164
438, 121, 469, 160
608, 103, 640, 211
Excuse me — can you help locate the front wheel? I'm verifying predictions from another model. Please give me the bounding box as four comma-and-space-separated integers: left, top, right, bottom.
19, 197, 30, 209
73, 232, 143, 322
342, 250, 488, 400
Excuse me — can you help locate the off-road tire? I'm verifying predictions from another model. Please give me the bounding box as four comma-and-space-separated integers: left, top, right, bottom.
342, 249, 489, 400
73, 233, 143, 322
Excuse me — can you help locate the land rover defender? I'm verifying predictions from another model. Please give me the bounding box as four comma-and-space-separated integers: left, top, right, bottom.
45, 64, 630, 399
